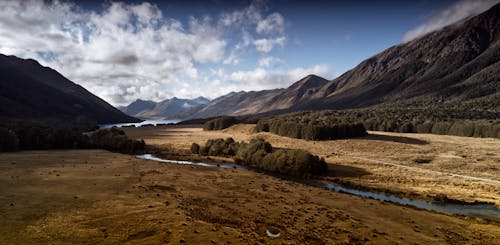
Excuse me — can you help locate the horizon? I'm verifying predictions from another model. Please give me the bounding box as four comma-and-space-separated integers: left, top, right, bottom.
1, 0, 498, 106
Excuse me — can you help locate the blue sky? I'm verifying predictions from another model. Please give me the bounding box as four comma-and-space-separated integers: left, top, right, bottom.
0, 0, 497, 105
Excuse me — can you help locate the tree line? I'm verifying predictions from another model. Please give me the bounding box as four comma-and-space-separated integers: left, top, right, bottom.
0, 122, 145, 154
255, 112, 367, 140
190, 137, 327, 177
254, 108, 500, 139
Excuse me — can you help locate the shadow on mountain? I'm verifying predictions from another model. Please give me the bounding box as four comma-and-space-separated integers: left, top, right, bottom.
364, 133, 429, 145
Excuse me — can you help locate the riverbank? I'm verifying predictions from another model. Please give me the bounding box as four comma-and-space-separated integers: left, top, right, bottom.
0, 150, 499, 243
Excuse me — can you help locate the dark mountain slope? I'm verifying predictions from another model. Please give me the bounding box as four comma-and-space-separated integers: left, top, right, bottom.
0, 54, 139, 124
298, 3, 500, 111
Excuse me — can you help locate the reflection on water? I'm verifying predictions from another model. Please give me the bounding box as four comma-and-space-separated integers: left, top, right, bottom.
136, 154, 500, 222
99, 120, 180, 129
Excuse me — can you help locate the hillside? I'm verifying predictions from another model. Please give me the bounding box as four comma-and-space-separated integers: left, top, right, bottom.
298, 3, 500, 111
0, 54, 139, 124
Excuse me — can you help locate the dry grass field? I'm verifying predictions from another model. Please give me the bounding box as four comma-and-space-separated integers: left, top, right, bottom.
0, 150, 499, 244
124, 124, 500, 206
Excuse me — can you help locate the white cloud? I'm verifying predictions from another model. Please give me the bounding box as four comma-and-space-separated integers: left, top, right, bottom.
0, 0, 226, 106
0, 0, 297, 106
402, 0, 499, 42
258, 56, 283, 67
253, 36, 286, 53
256, 13, 285, 35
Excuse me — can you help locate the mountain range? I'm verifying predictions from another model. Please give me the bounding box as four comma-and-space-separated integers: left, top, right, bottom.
2, 3, 499, 123
121, 3, 500, 120
118, 97, 210, 119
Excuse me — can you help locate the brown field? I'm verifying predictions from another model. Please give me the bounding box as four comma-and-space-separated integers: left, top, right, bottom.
124, 124, 500, 206
0, 150, 499, 244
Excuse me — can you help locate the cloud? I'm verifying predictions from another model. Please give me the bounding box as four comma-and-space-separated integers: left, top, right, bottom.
402, 0, 499, 42
258, 56, 283, 67
223, 64, 333, 92
253, 36, 286, 53
218, 1, 287, 57
256, 13, 285, 35
0, 0, 231, 106
0, 0, 298, 106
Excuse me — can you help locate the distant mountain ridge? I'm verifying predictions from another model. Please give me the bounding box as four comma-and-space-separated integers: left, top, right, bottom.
120, 74, 330, 120
0, 54, 139, 124
120, 97, 210, 119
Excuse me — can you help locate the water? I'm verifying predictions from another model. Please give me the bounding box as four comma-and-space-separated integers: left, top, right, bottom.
325, 183, 500, 222
136, 154, 248, 170
135, 154, 500, 223
99, 119, 180, 129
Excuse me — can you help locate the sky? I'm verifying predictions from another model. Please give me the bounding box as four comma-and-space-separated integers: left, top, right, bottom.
0, 0, 498, 106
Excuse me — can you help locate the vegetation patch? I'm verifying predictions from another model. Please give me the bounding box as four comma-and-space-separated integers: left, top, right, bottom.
89, 128, 145, 154
193, 137, 327, 177
414, 157, 433, 164
203, 116, 238, 131
255, 111, 367, 140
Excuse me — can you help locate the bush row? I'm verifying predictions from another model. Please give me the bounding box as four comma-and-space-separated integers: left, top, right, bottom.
191, 138, 327, 177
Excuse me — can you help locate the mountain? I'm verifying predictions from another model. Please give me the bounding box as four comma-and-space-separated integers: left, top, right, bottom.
0, 54, 140, 124
296, 3, 500, 111
184, 3, 500, 119
118, 99, 156, 116
183, 74, 329, 119
120, 96, 210, 119
182, 89, 284, 119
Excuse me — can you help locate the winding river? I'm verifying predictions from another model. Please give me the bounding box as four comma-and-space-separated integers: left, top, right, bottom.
136, 154, 500, 223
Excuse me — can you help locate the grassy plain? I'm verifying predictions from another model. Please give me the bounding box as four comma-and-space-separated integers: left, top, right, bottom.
124, 124, 500, 206
1, 150, 499, 244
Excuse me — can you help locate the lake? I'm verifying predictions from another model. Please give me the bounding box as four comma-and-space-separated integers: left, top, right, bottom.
99, 119, 180, 129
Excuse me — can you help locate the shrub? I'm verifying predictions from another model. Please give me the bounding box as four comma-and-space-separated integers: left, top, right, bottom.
190, 143, 200, 154
234, 138, 327, 177
0, 127, 19, 152
200, 137, 239, 157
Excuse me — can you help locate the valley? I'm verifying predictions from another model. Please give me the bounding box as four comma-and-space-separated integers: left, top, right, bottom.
1, 1, 500, 243
1, 149, 499, 244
